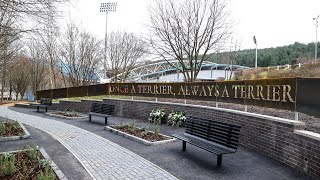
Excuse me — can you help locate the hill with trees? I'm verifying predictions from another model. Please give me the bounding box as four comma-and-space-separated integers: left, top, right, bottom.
207, 42, 319, 67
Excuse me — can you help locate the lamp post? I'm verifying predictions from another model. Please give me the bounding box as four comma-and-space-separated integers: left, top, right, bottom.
100, 2, 117, 79
313, 15, 319, 63
253, 36, 257, 68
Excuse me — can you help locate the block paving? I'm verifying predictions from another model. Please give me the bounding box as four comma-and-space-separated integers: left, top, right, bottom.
0, 106, 178, 180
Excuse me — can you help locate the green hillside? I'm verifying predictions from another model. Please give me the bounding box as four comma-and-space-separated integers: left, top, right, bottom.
207, 42, 319, 67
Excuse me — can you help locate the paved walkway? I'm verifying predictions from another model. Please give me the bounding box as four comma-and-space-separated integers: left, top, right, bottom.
0, 106, 178, 180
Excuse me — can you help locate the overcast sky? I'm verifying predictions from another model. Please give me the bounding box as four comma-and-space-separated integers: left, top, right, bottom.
61, 0, 320, 50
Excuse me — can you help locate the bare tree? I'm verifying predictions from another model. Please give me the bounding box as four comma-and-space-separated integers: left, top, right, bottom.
0, 0, 70, 44
11, 54, 31, 100
60, 23, 103, 87
39, 18, 60, 89
148, 0, 232, 82
28, 40, 49, 96
108, 31, 147, 82
0, 0, 69, 28
0, 25, 20, 102
0, 0, 69, 100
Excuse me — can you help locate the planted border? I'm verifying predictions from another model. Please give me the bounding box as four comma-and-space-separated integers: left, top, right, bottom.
105, 126, 176, 146
45, 112, 87, 120
0, 121, 30, 142
0, 147, 67, 180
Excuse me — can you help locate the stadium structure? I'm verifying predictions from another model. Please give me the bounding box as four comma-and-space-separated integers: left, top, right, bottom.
110, 60, 250, 82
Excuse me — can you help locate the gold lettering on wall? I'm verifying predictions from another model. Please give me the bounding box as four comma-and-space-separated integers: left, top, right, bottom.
232, 85, 240, 98
215, 85, 219, 97
199, 86, 207, 96
257, 85, 265, 100
168, 86, 175, 96
185, 86, 191, 95
248, 85, 259, 100
240, 85, 246, 98
266, 85, 271, 101
130, 85, 136, 93
247, 85, 254, 99
282, 85, 295, 102
272, 85, 281, 101
109, 80, 296, 110
178, 86, 185, 95
207, 86, 215, 96
190, 86, 199, 96
221, 86, 229, 98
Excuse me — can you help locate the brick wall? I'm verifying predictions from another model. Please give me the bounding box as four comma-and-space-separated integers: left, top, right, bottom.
53, 98, 320, 179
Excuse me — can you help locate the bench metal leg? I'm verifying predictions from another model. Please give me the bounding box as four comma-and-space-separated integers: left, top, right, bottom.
45, 107, 48, 112
217, 154, 222, 167
105, 117, 108, 125
182, 141, 186, 151
89, 115, 91, 121
37, 106, 39, 112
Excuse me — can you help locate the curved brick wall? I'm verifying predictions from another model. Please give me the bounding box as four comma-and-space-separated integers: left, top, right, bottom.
52, 98, 320, 179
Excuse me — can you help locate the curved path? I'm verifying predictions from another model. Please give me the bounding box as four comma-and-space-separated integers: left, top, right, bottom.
0, 106, 178, 180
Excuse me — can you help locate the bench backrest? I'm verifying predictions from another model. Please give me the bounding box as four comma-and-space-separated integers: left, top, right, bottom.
40, 98, 52, 106
91, 103, 115, 115
186, 116, 241, 150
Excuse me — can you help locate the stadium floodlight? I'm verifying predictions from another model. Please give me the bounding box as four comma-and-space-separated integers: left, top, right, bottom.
253, 36, 258, 68
313, 15, 319, 62
100, 2, 117, 12
100, 2, 117, 79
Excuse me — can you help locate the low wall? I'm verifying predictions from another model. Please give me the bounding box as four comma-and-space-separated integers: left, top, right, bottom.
52, 99, 320, 179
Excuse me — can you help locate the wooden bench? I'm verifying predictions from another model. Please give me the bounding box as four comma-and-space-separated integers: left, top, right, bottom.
172, 116, 241, 167
89, 103, 115, 125
35, 98, 52, 112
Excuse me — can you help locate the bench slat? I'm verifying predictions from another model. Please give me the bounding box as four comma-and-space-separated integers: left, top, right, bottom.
186, 130, 239, 149
186, 123, 240, 137
173, 116, 241, 167
89, 112, 113, 117
172, 134, 236, 154
187, 119, 240, 134
186, 116, 241, 149
91, 103, 115, 115
89, 103, 115, 125
186, 128, 239, 144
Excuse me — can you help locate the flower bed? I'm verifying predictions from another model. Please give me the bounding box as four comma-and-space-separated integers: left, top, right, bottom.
45, 111, 87, 119
167, 111, 186, 127
148, 109, 166, 124
105, 124, 176, 146
0, 120, 31, 141
0, 146, 67, 180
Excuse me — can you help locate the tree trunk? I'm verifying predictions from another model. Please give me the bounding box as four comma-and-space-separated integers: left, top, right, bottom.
20, 92, 24, 100
1, 38, 8, 102
9, 84, 12, 100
